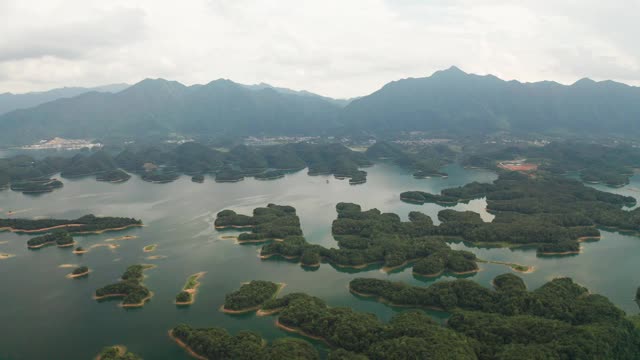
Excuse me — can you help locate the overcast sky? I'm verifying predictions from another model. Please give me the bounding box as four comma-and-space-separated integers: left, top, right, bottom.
1, 0, 638, 98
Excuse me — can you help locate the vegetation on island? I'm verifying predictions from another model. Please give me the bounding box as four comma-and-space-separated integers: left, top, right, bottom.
222, 280, 281, 312
142, 244, 157, 252
0, 141, 373, 189
0, 214, 142, 233
175, 272, 205, 305
70, 266, 89, 277
27, 231, 73, 249
171, 324, 319, 360
96, 345, 142, 360
218, 203, 480, 274
462, 141, 640, 187
401, 171, 638, 254
209, 275, 640, 359
366, 141, 454, 178
10, 178, 63, 193
95, 264, 154, 307
96, 169, 131, 183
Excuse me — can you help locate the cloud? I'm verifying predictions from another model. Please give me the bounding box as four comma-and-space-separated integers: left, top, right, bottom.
0, 0, 638, 97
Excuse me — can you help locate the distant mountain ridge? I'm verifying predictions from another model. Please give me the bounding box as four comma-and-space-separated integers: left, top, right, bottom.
0, 83, 129, 116
0, 67, 639, 145
341, 66, 640, 135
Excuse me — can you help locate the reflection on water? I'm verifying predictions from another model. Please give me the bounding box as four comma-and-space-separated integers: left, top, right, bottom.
0, 163, 638, 359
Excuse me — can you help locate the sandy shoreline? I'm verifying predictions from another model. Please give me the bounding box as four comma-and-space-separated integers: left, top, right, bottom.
1, 223, 142, 235
349, 286, 446, 312
274, 320, 328, 344
168, 330, 208, 360
67, 270, 90, 278
175, 272, 206, 306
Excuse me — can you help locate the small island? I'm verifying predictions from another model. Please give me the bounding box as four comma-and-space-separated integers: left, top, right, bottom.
96, 169, 131, 183
0, 253, 15, 260
143, 244, 157, 252
68, 265, 90, 278
73, 246, 88, 254
94, 264, 154, 308
0, 214, 142, 234
95, 345, 142, 360
141, 170, 180, 183
221, 280, 284, 314
10, 178, 64, 194
191, 174, 204, 183
412, 250, 479, 277
175, 272, 205, 306
27, 231, 74, 249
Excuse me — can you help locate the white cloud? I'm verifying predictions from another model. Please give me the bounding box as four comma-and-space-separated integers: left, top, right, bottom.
0, 0, 638, 97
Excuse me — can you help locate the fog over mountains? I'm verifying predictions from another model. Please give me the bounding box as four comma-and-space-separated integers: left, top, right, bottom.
1, 67, 639, 145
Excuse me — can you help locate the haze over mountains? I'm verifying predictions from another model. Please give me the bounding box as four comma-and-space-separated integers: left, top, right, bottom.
1, 67, 639, 145
0, 83, 129, 116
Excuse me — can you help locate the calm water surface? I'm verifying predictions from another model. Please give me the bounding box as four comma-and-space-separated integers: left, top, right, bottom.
0, 163, 638, 359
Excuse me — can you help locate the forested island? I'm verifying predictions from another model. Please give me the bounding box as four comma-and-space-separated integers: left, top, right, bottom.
175, 272, 205, 306
185, 274, 640, 359
191, 174, 204, 183
217, 203, 483, 275
215, 203, 481, 276
170, 324, 320, 360
0, 214, 142, 234
10, 178, 63, 194
95, 345, 142, 360
221, 280, 284, 313
461, 141, 640, 187
366, 141, 454, 179
96, 169, 131, 183
0, 141, 373, 190
26, 231, 74, 249
401, 171, 639, 254
68, 265, 89, 278
94, 264, 154, 307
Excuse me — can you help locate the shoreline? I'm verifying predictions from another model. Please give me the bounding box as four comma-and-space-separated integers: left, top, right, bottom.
168, 330, 209, 360
94, 345, 127, 360
175, 272, 206, 306
214, 225, 254, 230
143, 244, 157, 252
67, 270, 90, 278
28, 240, 76, 249
0, 223, 142, 235
121, 292, 154, 308
274, 319, 328, 344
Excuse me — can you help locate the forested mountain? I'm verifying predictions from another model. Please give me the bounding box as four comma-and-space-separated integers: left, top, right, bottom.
2, 67, 640, 145
0, 78, 342, 145
342, 66, 640, 134
0, 83, 128, 115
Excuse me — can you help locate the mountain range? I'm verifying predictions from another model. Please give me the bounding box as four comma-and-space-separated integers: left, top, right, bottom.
0, 67, 639, 145
0, 83, 129, 116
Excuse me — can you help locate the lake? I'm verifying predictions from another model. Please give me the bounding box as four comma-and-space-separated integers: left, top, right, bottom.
0, 163, 638, 359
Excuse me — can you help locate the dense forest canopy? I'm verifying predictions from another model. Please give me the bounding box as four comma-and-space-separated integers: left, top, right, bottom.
402, 171, 639, 253
95, 265, 153, 306
0, 214, 141, 233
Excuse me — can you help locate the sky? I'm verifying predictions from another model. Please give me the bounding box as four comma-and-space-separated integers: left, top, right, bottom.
1, 0, 639, 98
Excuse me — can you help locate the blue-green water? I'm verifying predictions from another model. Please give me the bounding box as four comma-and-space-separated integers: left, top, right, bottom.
0, 163, 638, 359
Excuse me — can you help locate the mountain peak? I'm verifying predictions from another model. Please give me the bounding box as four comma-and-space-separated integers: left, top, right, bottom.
572, 77, 596, 86
431, 66, 468, 79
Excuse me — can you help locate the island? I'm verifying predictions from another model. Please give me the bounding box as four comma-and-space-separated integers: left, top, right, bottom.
175, 272, 205, 306
191, 174, 204, 183
95, 345, 142, 360
170, 324, 320, 360
0, 214, 142, 234
96, 169, 131, 183
27, 231, 74, 249
73, 246, 88, 254
221, 280, 284, 313
10, 178, 63, 194
400, 171, 637, 254
141, 169, 180, 183
142, 244, 157, 252
214, 166, 245, 183
68, 265, 89, 278
94, 264, 154, 308
188, 275, 640, 359
0, 253, 14, 260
